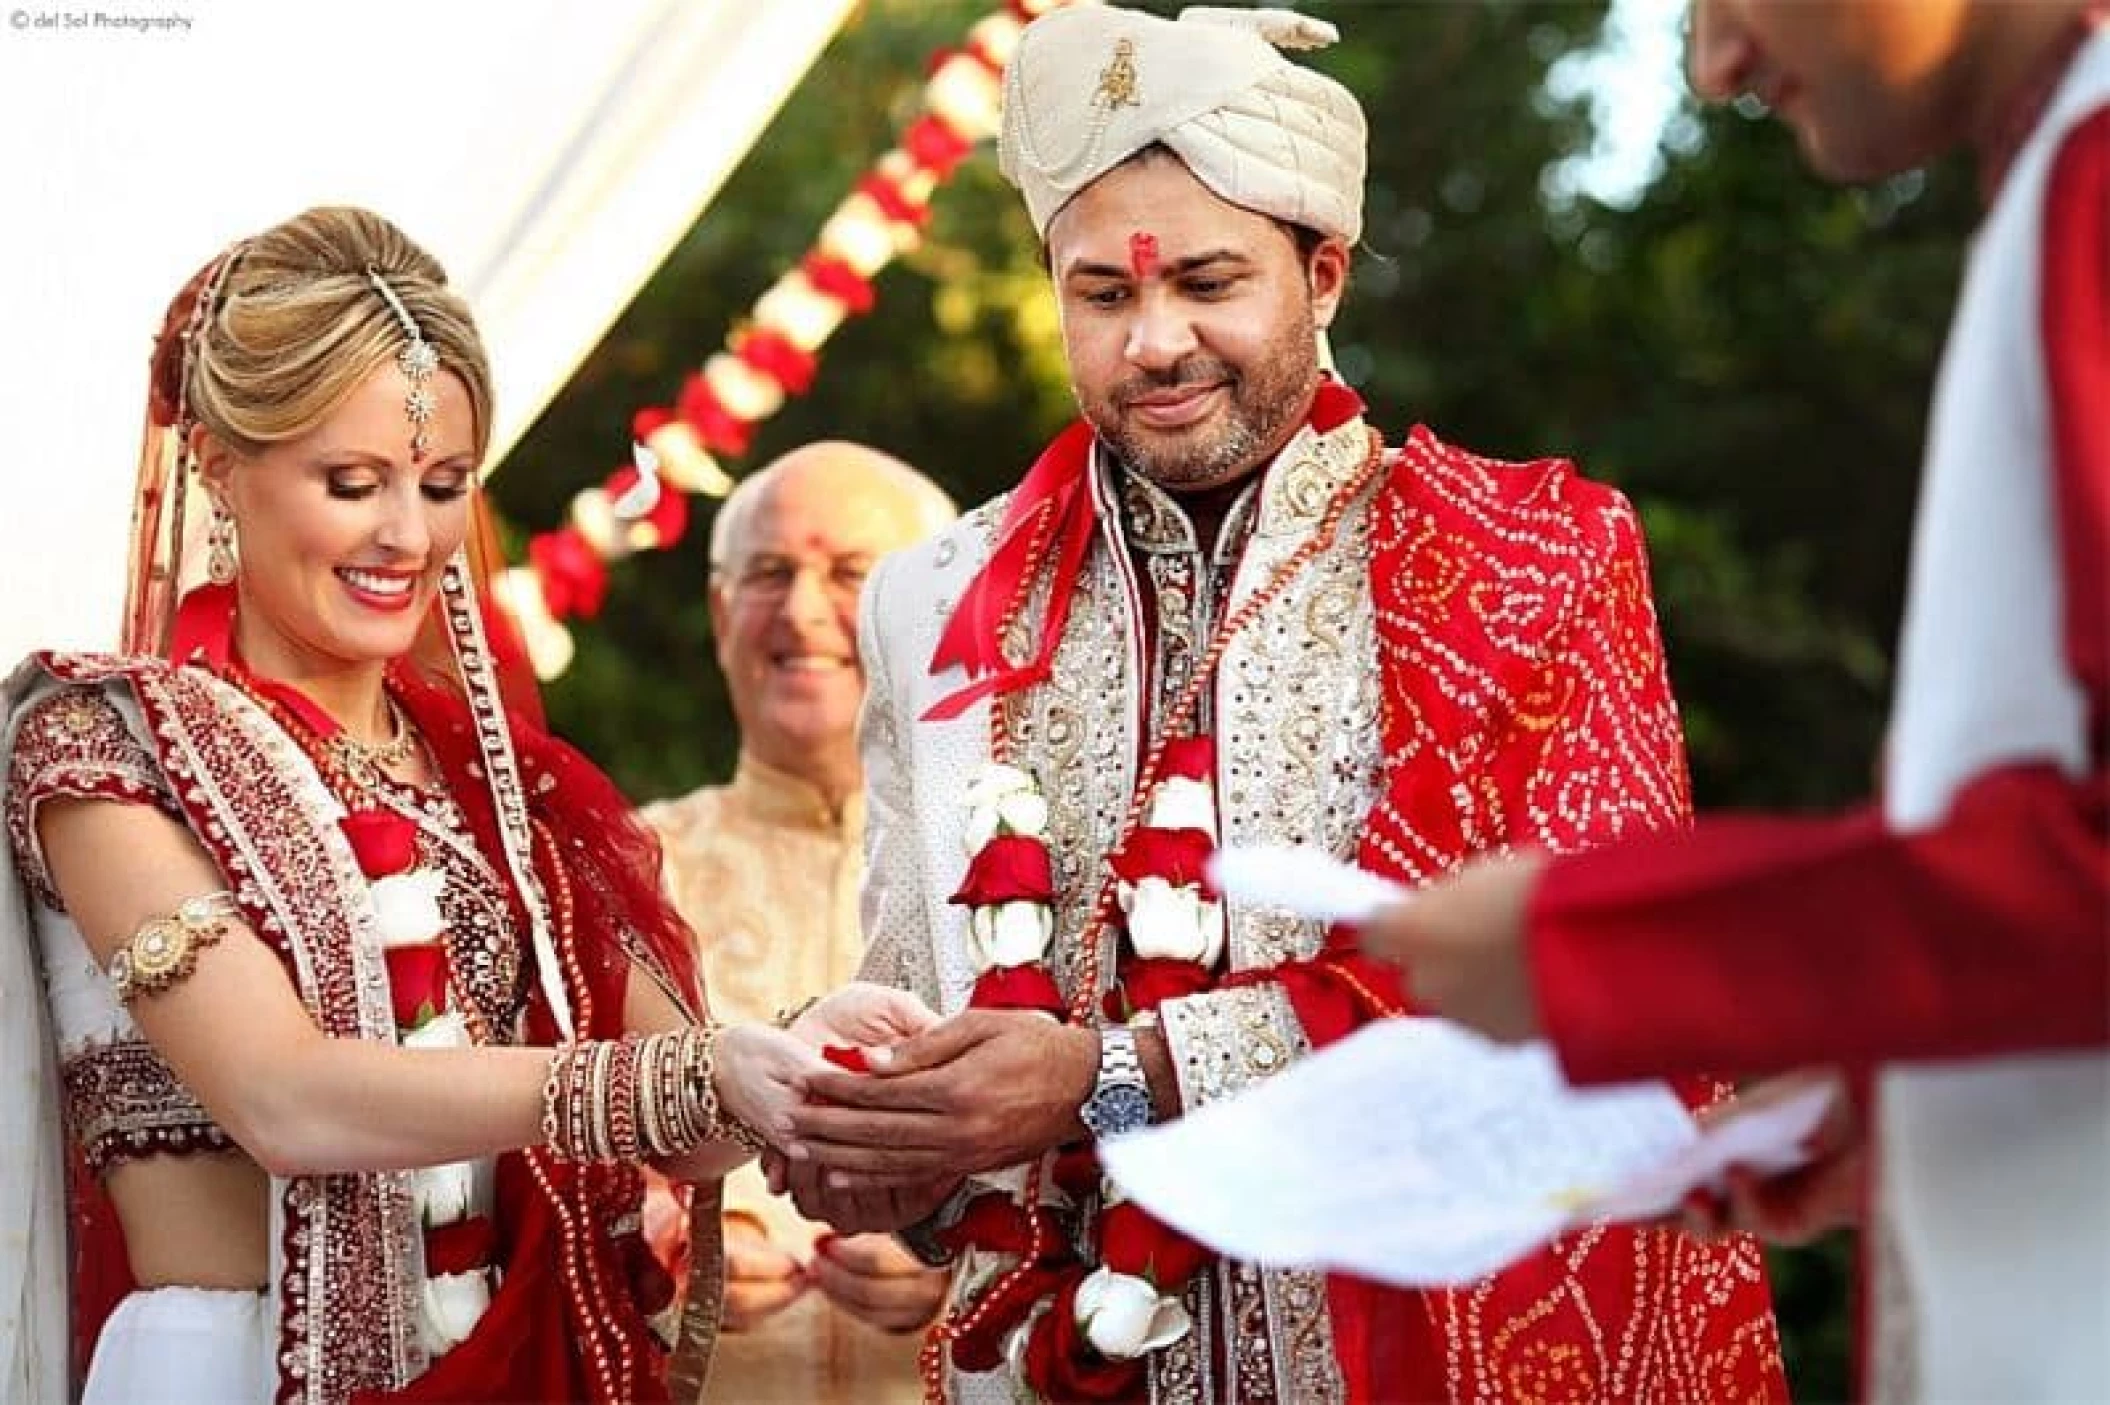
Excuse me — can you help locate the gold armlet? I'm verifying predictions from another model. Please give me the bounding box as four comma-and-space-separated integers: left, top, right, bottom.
106, 892, 238, 1004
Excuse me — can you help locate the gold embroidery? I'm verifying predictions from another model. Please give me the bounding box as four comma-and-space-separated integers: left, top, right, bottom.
61, 1037, 233, 1174
1095, 37, 1141, 110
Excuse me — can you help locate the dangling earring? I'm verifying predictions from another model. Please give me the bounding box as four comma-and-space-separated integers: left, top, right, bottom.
207, 498, 238, 585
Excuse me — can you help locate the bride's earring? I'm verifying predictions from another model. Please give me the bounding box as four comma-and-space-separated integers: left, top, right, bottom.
207, 497, 238, 585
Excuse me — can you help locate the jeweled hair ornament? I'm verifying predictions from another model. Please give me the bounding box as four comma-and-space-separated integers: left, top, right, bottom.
365, 265, 441, 459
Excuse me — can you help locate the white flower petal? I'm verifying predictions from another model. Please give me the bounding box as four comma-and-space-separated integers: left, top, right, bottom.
1126, 881, 1213, 963
996, 790, 1049, 838
963, 803, 1002, 855
1076, 1267, 1163, 1360
988, 902, 1053, 967
418, 1269, 491, 1355
373, 869, 447, 948
964, 763, 1035, 808
967, 904, 998, 973
1195, 898, 1226, 968
416, 1160, 477, 1227
402, 1009, 471, 1050
1137, 1298, 1193, 1354
1147, 777, 1217, 837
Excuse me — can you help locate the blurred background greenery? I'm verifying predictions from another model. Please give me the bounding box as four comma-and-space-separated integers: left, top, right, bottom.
497, 2, 1980, 1393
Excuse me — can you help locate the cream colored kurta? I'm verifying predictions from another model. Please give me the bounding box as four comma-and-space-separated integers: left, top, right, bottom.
642, 754, 925, 1405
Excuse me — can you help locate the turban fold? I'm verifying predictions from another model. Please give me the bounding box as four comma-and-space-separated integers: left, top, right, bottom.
998, 5, 1367, 244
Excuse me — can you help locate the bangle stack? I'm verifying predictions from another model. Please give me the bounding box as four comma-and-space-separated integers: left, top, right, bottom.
540, 1025, 769, 1163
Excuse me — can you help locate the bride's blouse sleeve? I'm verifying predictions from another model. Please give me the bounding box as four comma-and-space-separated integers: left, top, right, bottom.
7, 686, 183, 911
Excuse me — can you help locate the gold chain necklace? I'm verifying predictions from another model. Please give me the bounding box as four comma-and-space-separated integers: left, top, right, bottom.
326, 694, 420, 789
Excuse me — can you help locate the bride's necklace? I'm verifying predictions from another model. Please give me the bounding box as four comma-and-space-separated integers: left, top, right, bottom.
328, 695, 421, 786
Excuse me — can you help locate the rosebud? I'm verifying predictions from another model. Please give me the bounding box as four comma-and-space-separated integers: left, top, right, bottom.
418, 1268, 492, 1355
968, 900, 1054, 971
1120, 879, 1224, 966
1073, 1265, 1191, 1360
1146, 776, 1217, 838
372, 869, 447, 949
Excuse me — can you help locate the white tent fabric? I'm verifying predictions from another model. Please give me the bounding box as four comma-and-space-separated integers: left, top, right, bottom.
0, 0, 855, 661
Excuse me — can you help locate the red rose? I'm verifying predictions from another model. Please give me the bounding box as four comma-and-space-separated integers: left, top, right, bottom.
1108, 827, 1214, 889
384, 942, 450, 1028
423, 1215, 497, 1277
1020, 1273, 1148, 1401
1096, 1201, 1211, 1290
971, 964, 1067, 1018
944, 1197, 1078, 1373
1105, 958, 1215, 1021
940, 1191, 1040, 1260
950, 834, 1057, 906
822, 1044, 871, 1073
1050, 1145, 1102, 1201
948, 1257, 1073, 1374
339, 808, 418, 878
1157, 736, 1215, 783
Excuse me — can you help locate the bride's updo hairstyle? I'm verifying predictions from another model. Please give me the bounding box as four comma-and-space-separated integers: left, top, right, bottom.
148, 206, 494, 461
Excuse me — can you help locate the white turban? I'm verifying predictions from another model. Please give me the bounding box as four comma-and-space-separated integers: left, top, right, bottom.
998, 4, 1367, 245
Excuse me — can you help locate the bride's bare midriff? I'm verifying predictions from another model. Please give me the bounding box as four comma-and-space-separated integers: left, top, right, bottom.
105, 1150, 271, 1290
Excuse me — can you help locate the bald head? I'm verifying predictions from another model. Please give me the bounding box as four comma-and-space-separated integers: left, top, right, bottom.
707, 441, 956, 803
710, 441, 955, 576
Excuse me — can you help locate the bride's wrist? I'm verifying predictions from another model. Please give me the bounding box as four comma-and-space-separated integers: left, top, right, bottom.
704, 1023, 773, 1154
538, 1024, 767, 1163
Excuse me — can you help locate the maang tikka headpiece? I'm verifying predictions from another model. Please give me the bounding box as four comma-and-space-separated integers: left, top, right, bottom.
364, 266, 441, 460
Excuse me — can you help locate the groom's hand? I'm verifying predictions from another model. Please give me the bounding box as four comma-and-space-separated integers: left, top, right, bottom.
784, 1009, 1099, 1179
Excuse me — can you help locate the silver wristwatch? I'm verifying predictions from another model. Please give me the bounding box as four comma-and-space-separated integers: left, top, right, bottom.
1079, 1025, 1152, 1140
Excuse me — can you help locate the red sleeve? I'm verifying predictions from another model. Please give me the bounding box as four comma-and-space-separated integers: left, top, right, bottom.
2045, 105, 2110, 726
1531, 763, 2108, 1083
1530, 110, 2110, 1085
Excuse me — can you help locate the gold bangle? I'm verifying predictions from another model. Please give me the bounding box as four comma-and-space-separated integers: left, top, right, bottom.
107, 892, 238, 1004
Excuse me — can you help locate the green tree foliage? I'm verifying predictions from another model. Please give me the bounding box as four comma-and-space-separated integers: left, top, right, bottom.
497, 3, 1980, 1394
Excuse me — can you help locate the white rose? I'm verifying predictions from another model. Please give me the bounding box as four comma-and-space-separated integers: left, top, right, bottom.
401, 1009, 472, 1050
996, 788, 1050, 838
962, 765, 1046, 851
964, 762, 1036, 808
1074, 1265, 1191, 1360
968, 901, 1053, 971
372, 869, 447, 948
418, 1268, 492, 1355
1120, 879, 1225, 966
962, 804, 1002, 855
415, 1159, 477, 1227
1147, 776, 1217, 837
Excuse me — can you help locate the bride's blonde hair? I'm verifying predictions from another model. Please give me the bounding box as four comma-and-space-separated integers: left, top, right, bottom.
151, 206, 493, 460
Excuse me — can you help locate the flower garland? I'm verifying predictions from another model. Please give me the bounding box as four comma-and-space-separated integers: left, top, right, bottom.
928, 424, 1387, 1400
496, 0, 1076, 681
235, 675, 500, 1360
343, 804, 497, 1356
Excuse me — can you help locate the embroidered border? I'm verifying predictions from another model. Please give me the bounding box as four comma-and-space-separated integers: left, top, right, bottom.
128, 663, 423, 1404
61, 1037, 234, 1174
6, 686, 181, 908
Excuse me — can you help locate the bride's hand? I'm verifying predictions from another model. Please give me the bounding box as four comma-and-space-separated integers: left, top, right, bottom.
711, 1023, 828, 1154
787, 982, 939, 1051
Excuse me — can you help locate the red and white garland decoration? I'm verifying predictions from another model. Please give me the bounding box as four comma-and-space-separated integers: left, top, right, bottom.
340, 807, 498, 1358
497, 0, 1073, 680
933, 741, 1226, 1400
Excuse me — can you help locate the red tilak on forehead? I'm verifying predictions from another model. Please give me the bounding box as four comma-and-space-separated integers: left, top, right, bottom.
1128, 231, 1159, 278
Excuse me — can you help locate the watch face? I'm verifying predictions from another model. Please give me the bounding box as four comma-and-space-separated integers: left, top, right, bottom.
1085, 1084, 1153, 1139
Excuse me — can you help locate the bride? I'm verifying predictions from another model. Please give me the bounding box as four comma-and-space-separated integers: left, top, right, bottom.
0, 205, 931, 1403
